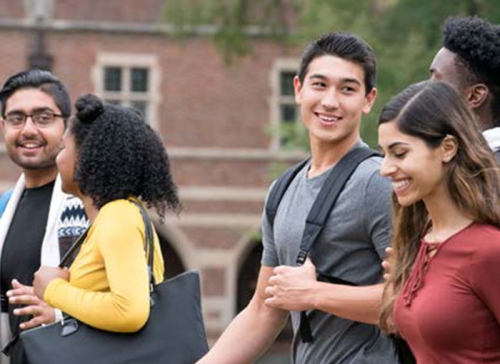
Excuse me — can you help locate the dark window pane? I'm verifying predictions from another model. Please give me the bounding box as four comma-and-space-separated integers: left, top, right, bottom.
281, 104, 296, 123
104, 67, 122, 91
104, 99, 122, 106
280, 71, 296, 96
131, 101, 148, 120
280, 104, 303, 148
131, 68, 149, 92
158, 235, 186, 279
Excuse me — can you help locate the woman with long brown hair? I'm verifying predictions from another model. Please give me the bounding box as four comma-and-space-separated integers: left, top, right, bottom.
378, 81, 500, 363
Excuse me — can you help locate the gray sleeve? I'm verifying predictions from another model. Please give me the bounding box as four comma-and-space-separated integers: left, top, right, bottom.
260, 182, 279, 267
362, 169, 392, 260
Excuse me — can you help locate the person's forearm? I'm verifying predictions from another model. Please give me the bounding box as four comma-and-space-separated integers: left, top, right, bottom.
44, 279, 150, 332
198, 301, 288, 364
310, 283, 383, 325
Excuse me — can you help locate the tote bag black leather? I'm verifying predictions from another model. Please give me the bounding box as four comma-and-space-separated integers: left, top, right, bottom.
19, 202, 209, 364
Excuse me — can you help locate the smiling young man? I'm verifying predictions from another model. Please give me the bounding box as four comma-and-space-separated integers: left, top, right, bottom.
429, 16, 500, 159
198, 32, 397, 364
0, 70, 88, 364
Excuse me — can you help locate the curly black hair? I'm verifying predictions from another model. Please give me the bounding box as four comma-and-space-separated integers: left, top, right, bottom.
443, 16, 500, 126
70, 94, 180, 220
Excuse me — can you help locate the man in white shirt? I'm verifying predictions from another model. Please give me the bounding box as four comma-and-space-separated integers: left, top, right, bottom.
429, 16, 500, 158
0, 70, 88, 364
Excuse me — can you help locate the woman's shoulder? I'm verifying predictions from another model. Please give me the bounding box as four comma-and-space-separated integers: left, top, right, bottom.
463, 223, 500, 254
467, 223, 500, 238
95, 199, 143, 227
99, 199, 142, 213
91, 199, 147, 249
458, 224, 500, 283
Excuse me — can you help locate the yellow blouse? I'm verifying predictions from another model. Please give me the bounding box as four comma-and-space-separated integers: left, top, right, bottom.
44, 199, 164, 332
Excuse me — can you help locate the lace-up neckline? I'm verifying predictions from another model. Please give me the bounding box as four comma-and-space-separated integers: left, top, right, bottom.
401, 222, 474, 306
402, 240, 441, 306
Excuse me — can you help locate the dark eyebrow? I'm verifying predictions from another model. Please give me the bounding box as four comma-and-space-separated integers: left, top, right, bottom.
378, 141, 410, 150
307, 74, 362, 86
340, 78, 362, 86
387, 142, 409, 150
6, 107, 56, 115
308, 74, 328, 81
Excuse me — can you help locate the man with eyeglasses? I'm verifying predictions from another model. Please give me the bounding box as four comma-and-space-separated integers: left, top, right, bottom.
0, 69, 88, 364
3, 110, 64, 129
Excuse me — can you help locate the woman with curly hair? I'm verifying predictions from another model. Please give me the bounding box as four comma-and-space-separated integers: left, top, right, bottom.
32, 94, 180, 332
378, 81, 500, 363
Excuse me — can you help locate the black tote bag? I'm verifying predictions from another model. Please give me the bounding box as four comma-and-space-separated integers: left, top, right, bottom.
18, 202, 209, 364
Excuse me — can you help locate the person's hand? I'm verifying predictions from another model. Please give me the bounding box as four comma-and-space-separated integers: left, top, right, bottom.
7, 279, 56, 330
264, 258, 317, 311
382, 247, 394, 281
33, 266, 69, 300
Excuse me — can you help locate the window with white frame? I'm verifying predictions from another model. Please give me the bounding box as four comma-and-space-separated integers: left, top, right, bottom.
270, 59, 302, 151
93, 54, 160, 128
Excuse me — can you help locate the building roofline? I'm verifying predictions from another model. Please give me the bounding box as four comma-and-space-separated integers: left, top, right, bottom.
0, 17, 289, 37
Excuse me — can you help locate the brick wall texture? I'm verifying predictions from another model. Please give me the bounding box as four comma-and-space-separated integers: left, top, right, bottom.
0, 1, 302, 354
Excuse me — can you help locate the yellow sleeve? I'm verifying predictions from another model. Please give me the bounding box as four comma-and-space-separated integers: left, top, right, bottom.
44, 200, 161, 333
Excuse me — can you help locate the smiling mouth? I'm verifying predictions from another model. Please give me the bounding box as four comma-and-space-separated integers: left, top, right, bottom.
20, 143, 42, 149
17, 140, 44, 150
392, 179, 410, 193
316, 113, 341, 123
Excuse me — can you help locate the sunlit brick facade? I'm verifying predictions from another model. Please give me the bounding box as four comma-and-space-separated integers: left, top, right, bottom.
0, 1, 303, 360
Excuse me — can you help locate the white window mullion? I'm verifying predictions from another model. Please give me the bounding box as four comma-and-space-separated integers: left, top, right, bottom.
270, 59, 300, 151
94, 53, 159, 129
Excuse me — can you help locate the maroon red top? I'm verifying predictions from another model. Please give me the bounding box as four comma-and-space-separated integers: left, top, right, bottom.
394, 224, 500, 363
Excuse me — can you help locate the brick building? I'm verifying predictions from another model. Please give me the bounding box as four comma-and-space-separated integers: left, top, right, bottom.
0, 0, 305, 360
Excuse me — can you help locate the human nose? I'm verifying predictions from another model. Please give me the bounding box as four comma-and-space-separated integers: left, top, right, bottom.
379, 156, 397, 177
321, 88, 339, 109
20, 116, 38, 134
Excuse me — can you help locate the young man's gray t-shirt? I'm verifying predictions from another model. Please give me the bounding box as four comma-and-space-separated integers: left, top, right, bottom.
261, 143, 398, 364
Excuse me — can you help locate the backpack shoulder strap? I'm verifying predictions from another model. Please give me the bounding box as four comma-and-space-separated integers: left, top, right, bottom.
297, 146, 379, 343
0, 189, 13, 218
297, 147, 379, 264
265, 158, 310, 227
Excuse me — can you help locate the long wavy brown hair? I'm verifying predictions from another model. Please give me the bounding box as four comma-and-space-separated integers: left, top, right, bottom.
378, 81, 500, 333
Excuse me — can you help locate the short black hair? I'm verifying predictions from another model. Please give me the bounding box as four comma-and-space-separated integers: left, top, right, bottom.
297, 32, 377, 94
0, 69, 71, 122
71, 94, 180, 220
443, 16, 500, 125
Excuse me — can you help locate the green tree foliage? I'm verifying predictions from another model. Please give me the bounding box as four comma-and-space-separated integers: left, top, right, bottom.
164, 0, 295, 63
164, 0, 500, 148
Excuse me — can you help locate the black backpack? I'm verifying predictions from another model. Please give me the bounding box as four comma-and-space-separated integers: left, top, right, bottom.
265, 146, 415, 364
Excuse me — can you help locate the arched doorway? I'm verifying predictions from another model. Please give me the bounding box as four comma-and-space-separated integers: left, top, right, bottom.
236, 242, 262, 312
237, 241, 293, 363
158, 234, 186, 279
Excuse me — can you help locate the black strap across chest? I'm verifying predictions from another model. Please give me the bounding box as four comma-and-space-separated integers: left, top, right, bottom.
265, 146, 380, 342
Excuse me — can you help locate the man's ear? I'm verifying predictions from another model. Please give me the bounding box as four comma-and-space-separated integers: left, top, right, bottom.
362, 87, 377, 114
293, 75, 303, 105
441, 135, 458, 163
466, 84, 489, 109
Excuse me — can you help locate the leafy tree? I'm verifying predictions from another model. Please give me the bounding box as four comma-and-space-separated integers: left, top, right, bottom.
164, 0, 500, 148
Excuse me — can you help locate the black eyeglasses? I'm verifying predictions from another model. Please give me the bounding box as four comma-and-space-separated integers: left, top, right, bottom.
3, 110, 64, 129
